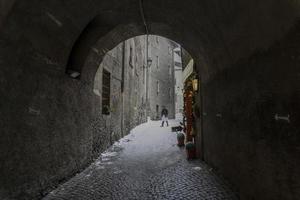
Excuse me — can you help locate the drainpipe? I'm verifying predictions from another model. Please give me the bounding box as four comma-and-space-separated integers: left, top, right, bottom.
139, 0, 151, 121
121, 41, 125, 137
146, 34, 149, 116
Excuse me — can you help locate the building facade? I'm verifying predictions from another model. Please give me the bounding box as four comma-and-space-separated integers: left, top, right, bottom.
173, 47, 184, 116
93, 36, 147, 148
93, 35, 176, 147
148, 35, 176, 120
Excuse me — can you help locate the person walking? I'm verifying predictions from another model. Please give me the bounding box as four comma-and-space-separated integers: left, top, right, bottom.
161, 106, 169, 127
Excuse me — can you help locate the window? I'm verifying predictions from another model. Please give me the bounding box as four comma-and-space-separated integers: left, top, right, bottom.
169, 87, 171, 98
142, 65, 145, 84
135, 55, 138, 64
135, 56, 139, 77
156, 36, 159, 44
168, 65, 171, 75
102, 69, 111, 115
157, 81, 160, 95
129, 46, 133, 67
156, 56, 159, 68
135, 86, 138, 106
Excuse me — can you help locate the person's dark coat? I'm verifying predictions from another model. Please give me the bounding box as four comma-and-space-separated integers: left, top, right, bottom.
161, 108, 168, 117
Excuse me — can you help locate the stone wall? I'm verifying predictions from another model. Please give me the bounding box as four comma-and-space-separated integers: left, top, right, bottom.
0, 0, 15, 29
1, 1, 300, 199
199, 21, 300, 200
174, 48, 184, 115
122, 37, 148, 134
91, 34, 178, 168
93, 37, 148, 151
148, 35, 176, 120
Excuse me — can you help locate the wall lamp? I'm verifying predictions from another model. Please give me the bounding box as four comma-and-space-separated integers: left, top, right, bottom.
192, 79, 198, 92
66, 69, 81, 79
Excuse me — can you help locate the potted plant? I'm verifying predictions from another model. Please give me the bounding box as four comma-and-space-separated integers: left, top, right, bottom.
177, 132, 185, 147
185, 142, 196, 160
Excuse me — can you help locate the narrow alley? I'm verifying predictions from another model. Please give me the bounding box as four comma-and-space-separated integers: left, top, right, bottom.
1, 1, 300, 199
43, 120, 237, 200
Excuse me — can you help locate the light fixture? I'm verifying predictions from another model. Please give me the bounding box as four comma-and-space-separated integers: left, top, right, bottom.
147, 58, 152, 67
192, 79, 198, 92
67, 69, 81, 79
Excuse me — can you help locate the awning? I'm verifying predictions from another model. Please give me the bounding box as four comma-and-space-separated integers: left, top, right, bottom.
182, 59, 194, 82
174, 52, 182, 64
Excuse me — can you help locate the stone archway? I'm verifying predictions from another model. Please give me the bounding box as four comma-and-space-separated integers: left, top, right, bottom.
0, 0, 300, 199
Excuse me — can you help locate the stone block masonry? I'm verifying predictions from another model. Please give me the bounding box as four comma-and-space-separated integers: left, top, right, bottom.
0, 1, 300, 199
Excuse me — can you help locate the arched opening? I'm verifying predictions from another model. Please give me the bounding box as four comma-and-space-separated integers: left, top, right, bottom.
43, 34, 228, 200
91, 35, 196, 147
0, 1, 300, 199
62, 18, 205, 162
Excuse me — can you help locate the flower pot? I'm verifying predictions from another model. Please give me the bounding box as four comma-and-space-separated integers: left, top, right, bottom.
177, 132, 185, 147
185, 142, 196, 160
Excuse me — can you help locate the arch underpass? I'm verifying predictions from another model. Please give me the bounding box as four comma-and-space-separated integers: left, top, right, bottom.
0, 0, 300, 199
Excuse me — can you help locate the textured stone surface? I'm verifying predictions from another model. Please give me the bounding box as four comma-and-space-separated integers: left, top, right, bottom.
200, 22, 300, 200
148, 35, 176, 120
92, 35, 176, 149
43, 120, 238, 200
0, 1, 300, 199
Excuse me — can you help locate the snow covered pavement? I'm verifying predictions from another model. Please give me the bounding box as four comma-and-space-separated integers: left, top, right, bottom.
43, 120, 237, 200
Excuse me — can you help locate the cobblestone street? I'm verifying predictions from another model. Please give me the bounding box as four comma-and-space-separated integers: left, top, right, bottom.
44, 120, 238, 200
